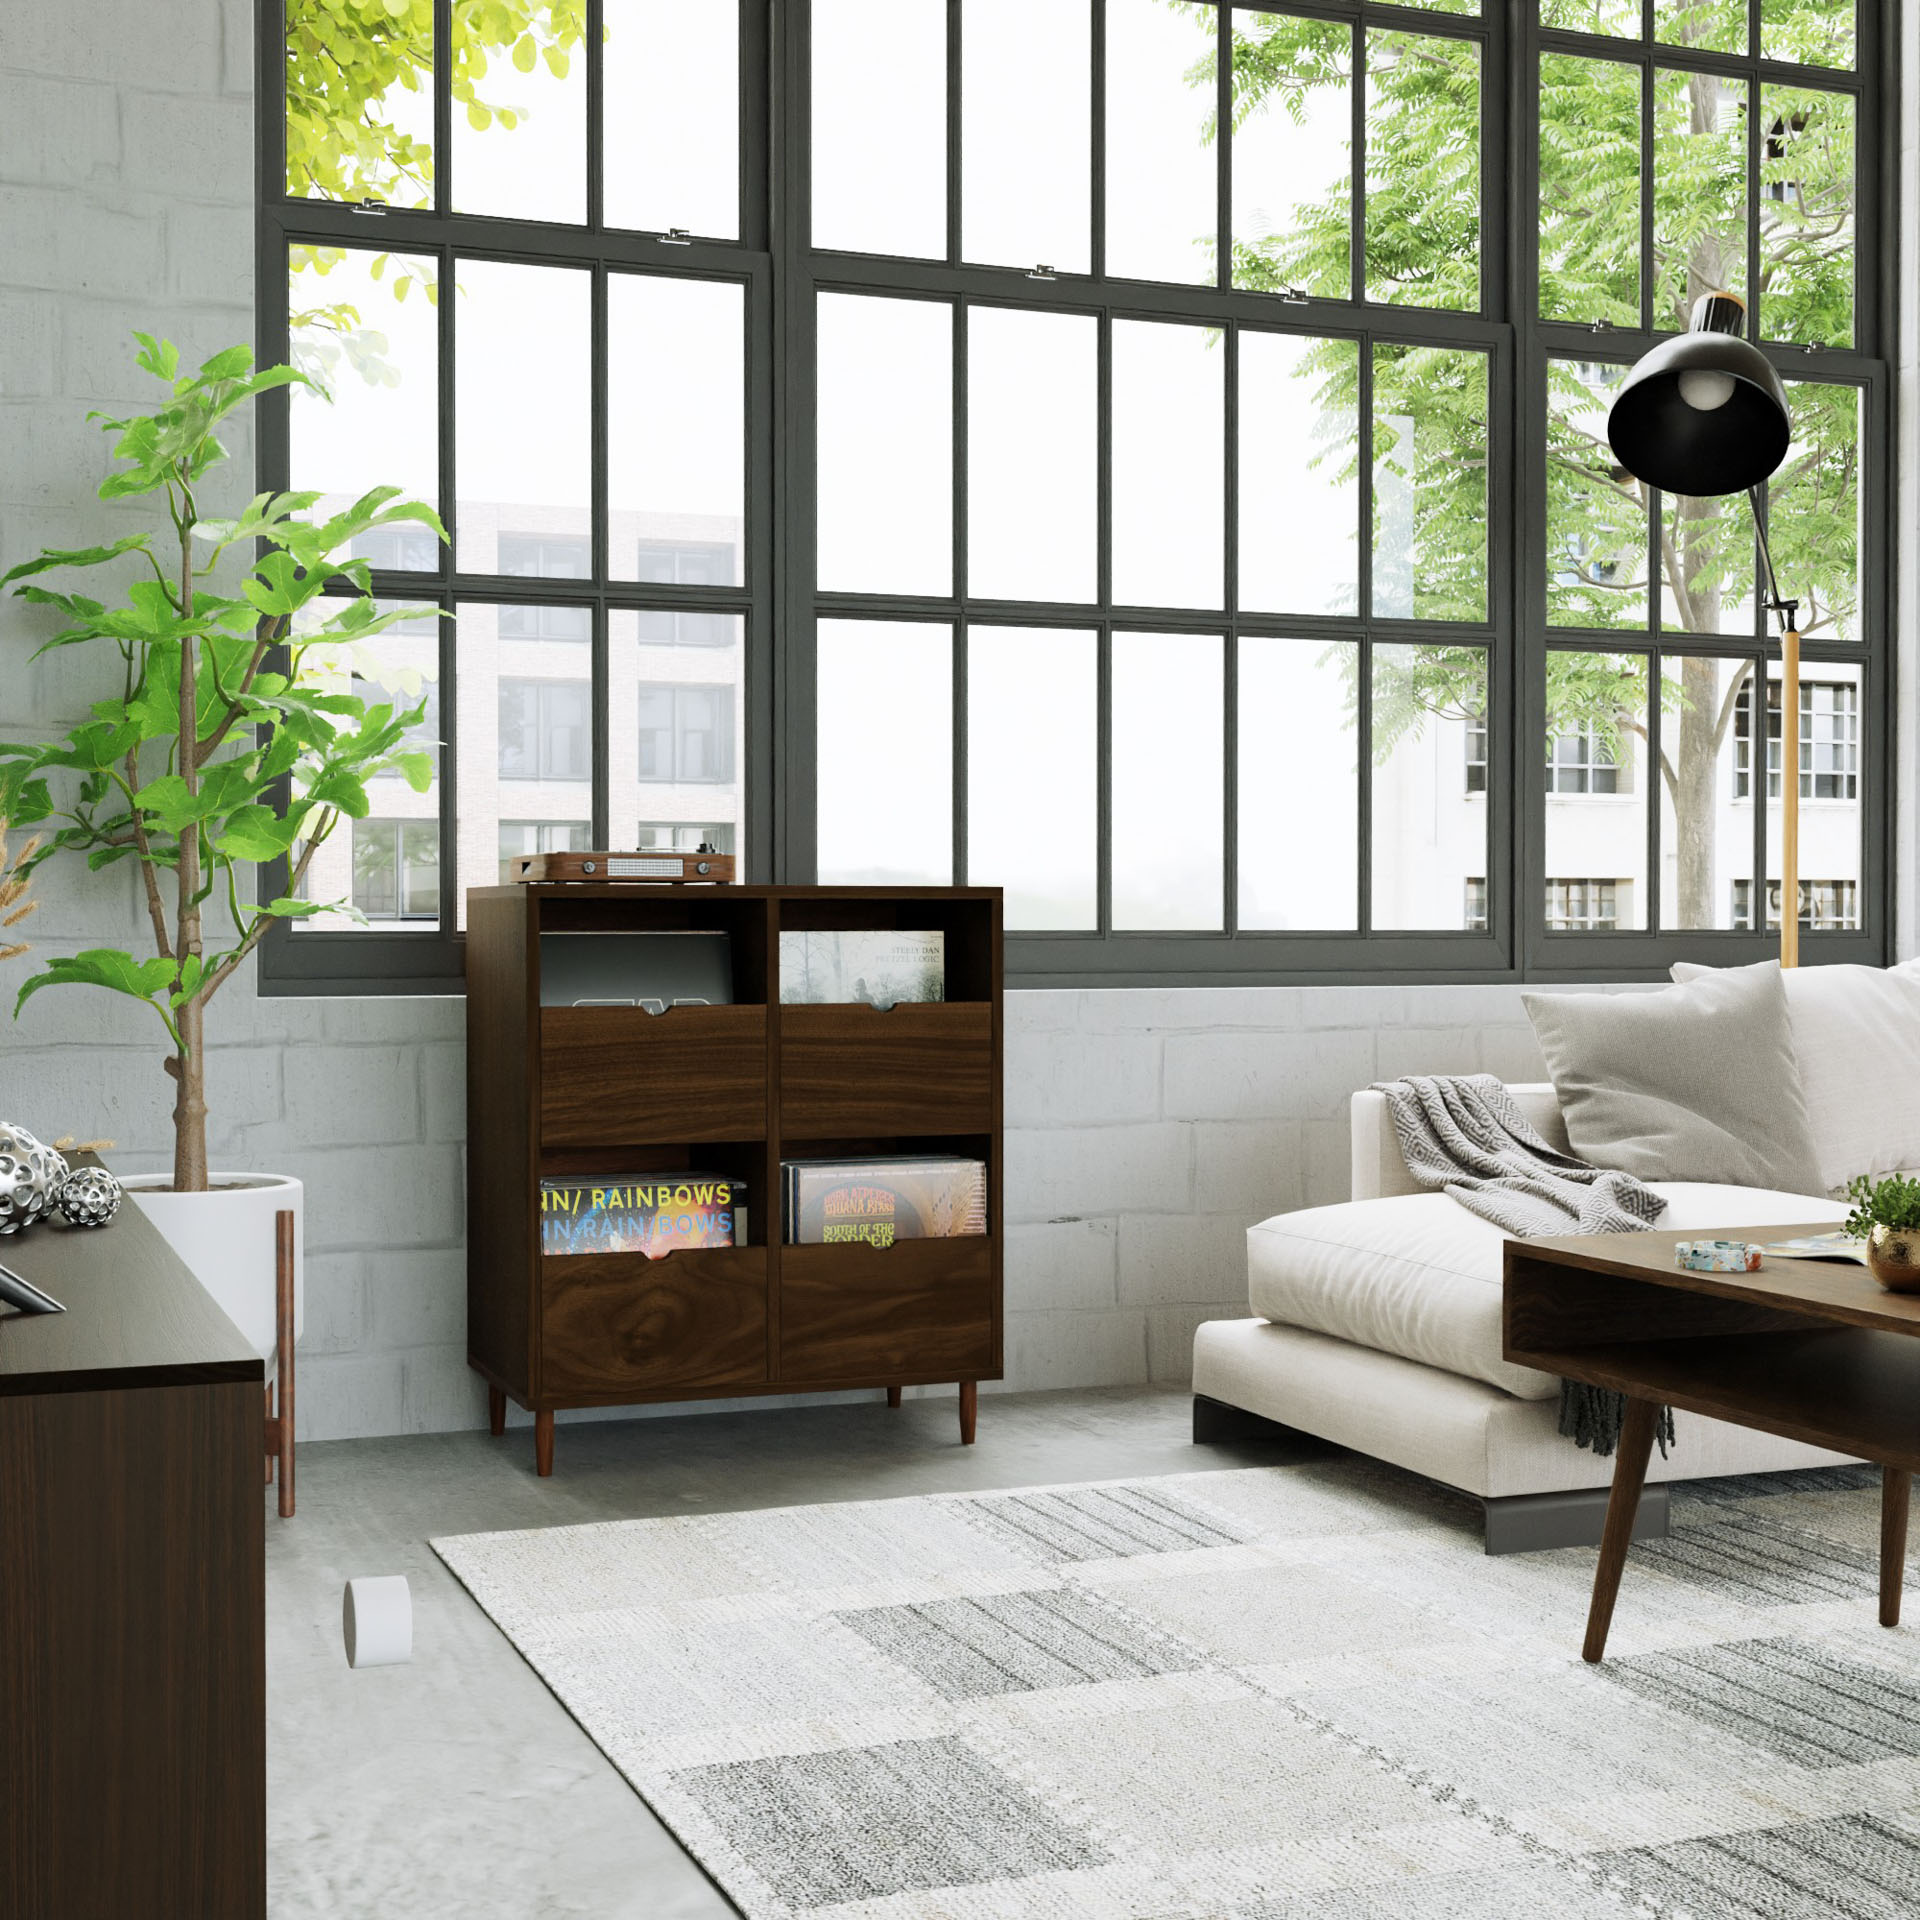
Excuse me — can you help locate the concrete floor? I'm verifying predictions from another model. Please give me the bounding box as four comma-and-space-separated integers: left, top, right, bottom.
266, 1385, 1332, 1919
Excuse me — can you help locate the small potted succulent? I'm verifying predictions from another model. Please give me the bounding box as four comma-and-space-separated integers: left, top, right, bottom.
1844, 1174, 1920, 1294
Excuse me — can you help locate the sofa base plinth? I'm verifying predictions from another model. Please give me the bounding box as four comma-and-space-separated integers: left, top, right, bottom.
1483, 1483, 1668, 1557
1193, 1392, 1298, 1446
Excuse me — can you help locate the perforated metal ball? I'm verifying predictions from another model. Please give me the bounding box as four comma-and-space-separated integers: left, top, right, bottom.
0, 1123, 68, 1235
57, 1165, 121, 1229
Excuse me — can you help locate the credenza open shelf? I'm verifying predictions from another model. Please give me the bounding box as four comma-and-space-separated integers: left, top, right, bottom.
465, 884, 1004, 1475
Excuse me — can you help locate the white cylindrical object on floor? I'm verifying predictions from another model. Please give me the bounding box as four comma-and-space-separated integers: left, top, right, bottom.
343, 1575, 412, 1669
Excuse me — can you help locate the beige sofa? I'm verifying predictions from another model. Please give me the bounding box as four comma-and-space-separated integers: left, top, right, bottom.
1192, 1083, 1856, 1553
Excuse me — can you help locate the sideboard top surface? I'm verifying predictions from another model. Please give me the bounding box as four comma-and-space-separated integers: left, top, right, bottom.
0, 1163, 262, 1396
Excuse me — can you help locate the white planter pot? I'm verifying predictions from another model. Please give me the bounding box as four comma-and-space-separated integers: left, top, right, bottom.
123, 1174, 304, 1360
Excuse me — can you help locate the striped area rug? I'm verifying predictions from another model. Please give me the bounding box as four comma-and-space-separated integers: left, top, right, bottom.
434, 1462, 1920, 1919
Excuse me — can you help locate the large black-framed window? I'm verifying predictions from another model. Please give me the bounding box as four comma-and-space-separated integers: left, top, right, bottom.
257, 0, 1893, 995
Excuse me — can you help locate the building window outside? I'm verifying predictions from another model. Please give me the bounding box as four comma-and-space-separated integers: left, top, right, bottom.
1465, 715, 1488, 795
637, 821, 734, 855
1734, 680, 1860, 802
1732, 878, 1859, 932
353, 819, 439, 921
1545, 728, 1621, 796
1464, 877, 1488, 933
497, 819, 591, 882
1545, 878, 1619, 931
637, 684, 734, 784
499, 680, 591, 782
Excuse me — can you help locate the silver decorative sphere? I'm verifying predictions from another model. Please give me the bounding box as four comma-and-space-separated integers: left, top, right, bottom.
57, 1165, 122, 1229
0, 1122, 69, 1235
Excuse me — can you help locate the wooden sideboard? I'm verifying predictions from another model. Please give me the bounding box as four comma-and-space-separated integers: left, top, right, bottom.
0, 1187, 266, 1919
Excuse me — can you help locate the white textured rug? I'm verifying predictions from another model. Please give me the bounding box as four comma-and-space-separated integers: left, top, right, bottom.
433, 1460, 1920, 1919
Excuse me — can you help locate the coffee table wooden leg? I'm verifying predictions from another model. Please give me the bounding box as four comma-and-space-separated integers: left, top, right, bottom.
1582, 1397, 1659, 1665
1881, 1467, 1910, 1628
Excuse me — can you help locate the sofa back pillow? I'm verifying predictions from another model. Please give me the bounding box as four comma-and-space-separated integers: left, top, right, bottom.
1522, 963, 1824, 1193
1671, 959, 1920, 1194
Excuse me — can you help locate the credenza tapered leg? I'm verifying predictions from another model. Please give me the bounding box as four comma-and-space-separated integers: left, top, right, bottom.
489, 1385, 507, 1436
276, 1210, 296, 1519
1582, 1396, 1658, 1664
535, 1409, 555, 1477
886, 1385, 903, 1409
265, 1384, 275, 1484
1881, 1467, 1910, 1628
959, 1380, 977, 1446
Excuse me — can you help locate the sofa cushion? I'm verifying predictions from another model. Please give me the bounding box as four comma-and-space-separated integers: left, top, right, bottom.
1671, 958, 1920, 1195
1247, 1184, 1845, 1401
1523, 964, 1823, 1193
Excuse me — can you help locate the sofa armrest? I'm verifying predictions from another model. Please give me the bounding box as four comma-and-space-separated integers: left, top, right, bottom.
1349, 1083, 1571, 1201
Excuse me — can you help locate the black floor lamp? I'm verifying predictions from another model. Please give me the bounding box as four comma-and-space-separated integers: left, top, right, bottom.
1606, 292, 1802, 965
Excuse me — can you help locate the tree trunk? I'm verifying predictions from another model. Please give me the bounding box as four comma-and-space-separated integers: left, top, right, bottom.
171, 997, 209, 1192
1672, 655, 1724, 927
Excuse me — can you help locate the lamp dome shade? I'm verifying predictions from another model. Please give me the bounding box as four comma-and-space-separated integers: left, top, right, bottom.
1606, 330, 1791, 498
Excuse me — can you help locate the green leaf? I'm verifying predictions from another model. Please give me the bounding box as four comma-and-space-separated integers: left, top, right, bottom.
16, 950, 182, 1042
0, 535, 155, 595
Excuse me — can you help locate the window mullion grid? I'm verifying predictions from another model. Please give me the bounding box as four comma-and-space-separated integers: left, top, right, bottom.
437, 234, 458, 930
1355, 330, 1374, 935
586, 0, 605, 233
433, 0, 452, 217
1351, 17, 1366, 305
1751, 646, 1768, 929
947, 0, 962, 268
1217, 3, 1233, 294
438, 586, 460, 933
1223, 318, 1239, 936
953, 297, 969, 889
1089, 0, 1105, 281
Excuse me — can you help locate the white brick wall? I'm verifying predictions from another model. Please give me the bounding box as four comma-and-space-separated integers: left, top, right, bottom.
8, 0, 1905, 1445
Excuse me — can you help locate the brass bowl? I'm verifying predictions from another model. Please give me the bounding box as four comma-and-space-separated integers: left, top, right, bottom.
1867, 1225, 1920, 1293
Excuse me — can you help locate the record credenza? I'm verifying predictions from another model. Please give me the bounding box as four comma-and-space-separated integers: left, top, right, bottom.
464, 884, 1003, 1475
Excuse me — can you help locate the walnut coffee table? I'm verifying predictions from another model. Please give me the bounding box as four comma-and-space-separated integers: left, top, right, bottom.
1503, 1225, 1920, 1663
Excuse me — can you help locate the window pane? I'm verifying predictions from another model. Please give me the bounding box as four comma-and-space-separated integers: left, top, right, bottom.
1112, 320, 1224, 609
1230, 16, 1352, 301
1112, 633, 1223, 929
497, 819, 591, 884
603, 0, 739, 238
1372, 344, 1488, 623
1761, 0, 1854, 68
1659, 653, 1753, 929
962, 0, 1090, 273
1366, 30, 1480, 311
456, 601, 594, 924
812, 0, 946, 257
1370, 644, 1487, 930
1546, 360, 1648, 630
1238, 638, 1358, 930
294, 600, 443, 932
1539, 0, 1639, 32
817, 295, 953, 595
1653, 69, 1748, 333
1539, 55, 1640, 326
1654, 0, 1746, 54
817, 621, 952, 884
1544, 653, 1649, 932
455, 261, 590, 575
1771, 381, 1861, 644
611, 610, 745, 859
608, 275, 744, 587
966, 308, 1096, 604
450, 1, 585, 223
1761, 86, 1854, 348
289, 248, 439, 558
1104, 0, 1217, 286
1239, 334, 1359, 617
1659, 491, 1754, 637
285, 0, 433, 207
967, 628, 1097, 929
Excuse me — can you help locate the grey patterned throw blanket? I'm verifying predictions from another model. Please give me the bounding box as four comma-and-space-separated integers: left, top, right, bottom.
1370, 1073, 1674, 1457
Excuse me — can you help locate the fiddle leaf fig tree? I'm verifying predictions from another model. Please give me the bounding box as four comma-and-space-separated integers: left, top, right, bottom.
0, 334, 444, 1192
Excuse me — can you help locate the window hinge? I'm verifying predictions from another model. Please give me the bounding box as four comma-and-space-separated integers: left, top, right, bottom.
352, 198, 388, 216
1590, 318, 1614, 333
660, 227, 693, 246
1803, 340, 1825, 354
1026, 263, 1056, 281
1280, 287, 1310, 306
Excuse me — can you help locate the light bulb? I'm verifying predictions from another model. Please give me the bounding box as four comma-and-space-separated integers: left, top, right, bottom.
1678, 368, 1737, 412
